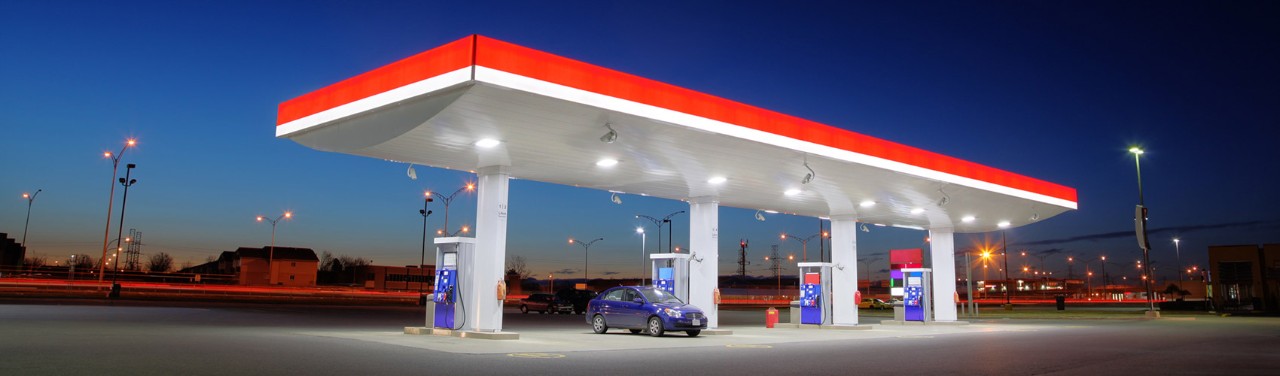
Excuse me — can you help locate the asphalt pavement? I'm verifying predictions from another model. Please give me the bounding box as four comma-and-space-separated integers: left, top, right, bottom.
1, 300, 1277, 375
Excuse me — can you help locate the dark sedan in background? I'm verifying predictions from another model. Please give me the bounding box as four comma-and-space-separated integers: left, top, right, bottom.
585, 286, 706, 337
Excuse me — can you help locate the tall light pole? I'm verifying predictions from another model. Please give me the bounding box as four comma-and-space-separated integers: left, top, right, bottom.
109, 164, 137, 298
21, 189, 42, 251
418, 191, 434, 295
569, 237, 603, 283
256, 211, 293, 286
1002, 231, 1011, 307
636, 227, 646, 285
637, 211, 684, 254
1130, 146, 1156, 313
99, 138, 136, 284
1173, 238, 1184, 292
437, 183, 475, 236
781, 232, 827, 262
1101, 255, 1109, 298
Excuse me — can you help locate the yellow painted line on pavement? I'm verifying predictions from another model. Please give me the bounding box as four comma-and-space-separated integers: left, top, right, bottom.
507, 353, 566, 359
726, 344, 773, 349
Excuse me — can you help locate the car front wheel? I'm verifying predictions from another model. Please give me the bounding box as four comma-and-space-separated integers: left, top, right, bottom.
591, 315, 609, 334
647, 316, 665, 337
686, 330, 700, 337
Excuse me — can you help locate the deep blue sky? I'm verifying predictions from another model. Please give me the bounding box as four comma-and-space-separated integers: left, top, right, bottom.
3, 1, 1278, 282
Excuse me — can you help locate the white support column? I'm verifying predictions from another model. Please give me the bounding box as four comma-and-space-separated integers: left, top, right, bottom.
929, 228, 958, 322
830, 215, 859, 326
687, 196, 719, 328
471, 165, 509, 332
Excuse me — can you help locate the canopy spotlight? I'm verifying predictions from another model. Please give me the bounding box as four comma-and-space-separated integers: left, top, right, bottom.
610, 192, 622, 204
407, 163, 417, 180
754, 210, 766, 221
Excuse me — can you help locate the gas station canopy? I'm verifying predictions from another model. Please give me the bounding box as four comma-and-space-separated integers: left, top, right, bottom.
277, 35, 1076, 232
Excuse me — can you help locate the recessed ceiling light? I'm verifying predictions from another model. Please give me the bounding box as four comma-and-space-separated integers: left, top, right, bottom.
707, 176, 727, 185
997, 221, 1011, 228
596, 158, 618, 167
860, 200, 876, 208
474, 138, 500, 148
784, 189, 802, 196
910, 207, 925, 214
961, 215, 976, 223
764, 210, 779, 214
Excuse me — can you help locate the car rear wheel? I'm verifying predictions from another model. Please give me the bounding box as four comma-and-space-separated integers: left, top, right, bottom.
591, 315, 609, 334
686, 330, 700, 337
647, 316, 665, 337
520, 305, 529, 314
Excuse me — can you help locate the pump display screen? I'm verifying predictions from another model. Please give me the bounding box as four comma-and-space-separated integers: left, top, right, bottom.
442, 252, 457, 267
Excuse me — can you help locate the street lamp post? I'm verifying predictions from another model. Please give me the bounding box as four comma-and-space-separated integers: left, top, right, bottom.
98, 138, 136, 284
418, 191, 434, 296
1101, 255, 1109, 298
21, 189, 42, 249
1130, 146, 1156, 313
436, 184, 475, 236
781, 232, 826, 262
256, 211, 293, 286
636, 211, 684, 255
108, 164, 137, 298
569, 237, 603, 284
1173, 238, 1184, 292
1002, 231, 1011, 307
636, 227, 646, 285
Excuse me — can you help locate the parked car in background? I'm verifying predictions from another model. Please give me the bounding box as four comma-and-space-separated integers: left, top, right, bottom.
554, 288, 598, 314
859, 298, 891, 310
520, 293, 556, 314
586, 286, 707, 337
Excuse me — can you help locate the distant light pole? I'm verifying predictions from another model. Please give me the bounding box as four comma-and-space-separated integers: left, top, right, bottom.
1130, 146, 1156, 313
436, 225, 469, 237
109, 163, 138, 298
781, 232, 827, 262
98, 138, 136, 284
437, 183, 475, 236
418, 191, 434, 295
21, 189, 42, 250
1002, 231, 1011, 306
256, 210, 293, 286
637, 211, 684, 254
1173, 238, 1184, 292
636, 227, 646, 285
569, 237, 603, 282
548, 273, 554, 293
1101, 255, 1109, 298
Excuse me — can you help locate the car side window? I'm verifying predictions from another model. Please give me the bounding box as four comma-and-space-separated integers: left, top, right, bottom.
604, 289, 626, 301
622, 289, 640, 303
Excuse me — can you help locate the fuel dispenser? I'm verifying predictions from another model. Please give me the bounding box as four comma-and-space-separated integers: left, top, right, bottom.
901, 267, 932, 322
650, 253, 691, 303
432, 238, 475, 330
797, 262, 833, 325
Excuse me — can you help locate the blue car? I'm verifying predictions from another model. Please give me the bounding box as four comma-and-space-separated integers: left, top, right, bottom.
586, 286, 707, 337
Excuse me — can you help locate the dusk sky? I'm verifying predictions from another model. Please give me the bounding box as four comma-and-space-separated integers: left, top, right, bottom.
3, 1, 1278, 282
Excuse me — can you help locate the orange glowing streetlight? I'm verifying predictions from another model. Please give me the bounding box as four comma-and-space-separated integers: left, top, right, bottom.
435, 183, 475, 236
98, 138, 137, 284
20, 189, 42, 249
256, 211, 293, 285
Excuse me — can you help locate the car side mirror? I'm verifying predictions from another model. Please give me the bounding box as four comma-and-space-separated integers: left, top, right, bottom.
633, 298, 644, 304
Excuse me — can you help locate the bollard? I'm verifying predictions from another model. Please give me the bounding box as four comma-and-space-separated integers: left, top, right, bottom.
765, 307, 779, 328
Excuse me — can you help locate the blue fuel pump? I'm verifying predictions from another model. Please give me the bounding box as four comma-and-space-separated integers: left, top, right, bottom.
902, 268, 932, 322
797, 262, 833, 325
432, 238, 475, 330
650, 253, 691, 303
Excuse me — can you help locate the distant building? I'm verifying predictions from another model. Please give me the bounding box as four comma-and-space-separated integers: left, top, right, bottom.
0, 233, 23, 271
179, 246, 319, 287
347, 265, 435, 291
1208, 244, 1279, 311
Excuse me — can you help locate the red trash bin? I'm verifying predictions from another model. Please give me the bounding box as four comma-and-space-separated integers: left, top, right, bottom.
765, 307, 779, 328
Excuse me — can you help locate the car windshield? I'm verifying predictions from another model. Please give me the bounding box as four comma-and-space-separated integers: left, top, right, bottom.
639, 288, 683, 304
